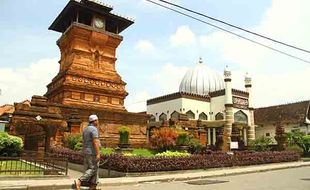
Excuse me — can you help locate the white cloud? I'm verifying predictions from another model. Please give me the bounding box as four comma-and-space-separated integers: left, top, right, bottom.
125, 63, 188, 112
134, 40, 155, 53
0, 58, 58, 105
153, 63, 188, 94
170, 25, 196, 47
198, 0, 310, 107
125, 91, 151, 112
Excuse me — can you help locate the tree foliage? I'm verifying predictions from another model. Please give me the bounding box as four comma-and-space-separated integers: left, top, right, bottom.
0, 132, 23, 156
287, 131, 310, 157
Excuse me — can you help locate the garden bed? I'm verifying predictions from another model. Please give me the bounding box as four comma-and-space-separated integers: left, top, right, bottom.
50, 147, 300, 173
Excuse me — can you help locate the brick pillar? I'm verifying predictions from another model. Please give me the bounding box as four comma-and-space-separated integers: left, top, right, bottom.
248, 108, 255, 141
223, 104, 233, 151
223, 66, 233, 151
199, 131, 207, 146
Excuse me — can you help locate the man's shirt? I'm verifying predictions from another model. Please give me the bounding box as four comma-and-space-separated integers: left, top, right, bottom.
83, 124, 100, 155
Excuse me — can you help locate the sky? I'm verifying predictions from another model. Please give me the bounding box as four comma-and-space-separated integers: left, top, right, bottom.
0, 0, 309, 112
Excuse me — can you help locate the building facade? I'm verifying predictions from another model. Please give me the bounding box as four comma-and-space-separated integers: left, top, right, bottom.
255, 100, 310, 142
147, 59, 255, 151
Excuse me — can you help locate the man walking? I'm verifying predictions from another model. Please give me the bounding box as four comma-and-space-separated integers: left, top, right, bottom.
75, 114, 101, 190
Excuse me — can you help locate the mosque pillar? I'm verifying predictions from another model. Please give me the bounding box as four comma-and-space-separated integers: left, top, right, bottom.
212, 128, 216, 145
223, 66, 233, 151
243, 127, 247, 146
245, 73, 255, 141
207, 128, 211, 145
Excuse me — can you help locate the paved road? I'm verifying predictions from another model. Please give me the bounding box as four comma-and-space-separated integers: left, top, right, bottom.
103, 167, 310, 190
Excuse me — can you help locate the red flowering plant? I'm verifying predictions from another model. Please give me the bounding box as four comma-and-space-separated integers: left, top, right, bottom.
150, 127, 178, 151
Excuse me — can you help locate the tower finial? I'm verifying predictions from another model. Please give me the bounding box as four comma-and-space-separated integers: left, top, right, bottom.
245, 72, 252, 87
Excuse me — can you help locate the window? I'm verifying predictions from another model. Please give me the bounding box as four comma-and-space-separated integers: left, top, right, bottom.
149, 115, 156, 122
266, 133, 270, 137
93, 95, 100, 102
234, 110, 248, 124
199, 112, 208, 120
159, 113, 167, 121
215, 112, 224, 120
186, 110, 195, 120
170, 111, 179, 120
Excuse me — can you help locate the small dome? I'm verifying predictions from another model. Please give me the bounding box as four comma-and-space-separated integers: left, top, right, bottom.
179, 59, 225, 95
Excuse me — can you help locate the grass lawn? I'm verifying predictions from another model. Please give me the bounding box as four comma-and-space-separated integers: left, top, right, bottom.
0, 160, 43, 176
301, 157, 310, 162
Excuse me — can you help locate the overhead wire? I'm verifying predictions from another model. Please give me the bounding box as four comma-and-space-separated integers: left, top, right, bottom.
145, 0, 310, 64
156, 0, 310, 54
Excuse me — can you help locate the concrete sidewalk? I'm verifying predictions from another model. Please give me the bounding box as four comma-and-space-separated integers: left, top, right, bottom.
0, 161, 309, 190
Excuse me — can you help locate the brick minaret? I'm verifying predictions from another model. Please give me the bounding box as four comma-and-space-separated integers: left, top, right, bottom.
45, 0, 134, 111
223, 66, 233, 151
245, 73, 255, 141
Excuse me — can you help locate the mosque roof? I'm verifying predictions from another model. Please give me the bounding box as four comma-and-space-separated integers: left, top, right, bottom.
0, 104, 14, 116
254, 100, 310, 125
147, 92, 210, 106
179, 58, 225, 95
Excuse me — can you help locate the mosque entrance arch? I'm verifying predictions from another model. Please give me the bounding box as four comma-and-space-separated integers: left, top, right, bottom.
234, 110, 248, 124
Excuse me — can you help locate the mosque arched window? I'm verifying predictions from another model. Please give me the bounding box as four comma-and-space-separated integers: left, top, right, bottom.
159, 113, 167, 121
186, 110, 195, 120
199, 112, 208, 120
234, 110, 248, 124
215, 112, 224, 120
170, 111, 179, 120
149, 115, 156, 122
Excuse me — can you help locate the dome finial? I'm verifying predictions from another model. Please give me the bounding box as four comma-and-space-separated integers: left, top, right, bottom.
245, 72, 252, 86
198, 57, 203, 64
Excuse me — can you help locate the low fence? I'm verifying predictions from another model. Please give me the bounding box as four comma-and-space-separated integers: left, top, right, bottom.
0, 155, 68, 176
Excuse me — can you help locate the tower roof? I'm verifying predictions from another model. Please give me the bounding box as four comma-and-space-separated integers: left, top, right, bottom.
49, 0, 134, 33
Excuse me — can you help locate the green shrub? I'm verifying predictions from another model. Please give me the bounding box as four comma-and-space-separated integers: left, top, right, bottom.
287, 131, 310, 156
248, 136, 273, 151
188, 138, 203, 154
176, 132, 190, 146
63, 134, 82, 150
101, 148, 115, 156
287, 145, 304, 156
155, 150, 190, 157
119, 126, 130, 144
74, 142, 83, 151
0, 132, 23, 156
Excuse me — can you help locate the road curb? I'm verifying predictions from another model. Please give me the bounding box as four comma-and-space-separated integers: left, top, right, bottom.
1, 162, 309, 190
99, 162, 310, 187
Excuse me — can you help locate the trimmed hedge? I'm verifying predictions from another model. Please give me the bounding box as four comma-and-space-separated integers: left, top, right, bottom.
0, 132, 23, 156
49, 147, 300, 173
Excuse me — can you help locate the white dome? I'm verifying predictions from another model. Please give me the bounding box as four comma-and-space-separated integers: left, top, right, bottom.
179, 59, 225, 95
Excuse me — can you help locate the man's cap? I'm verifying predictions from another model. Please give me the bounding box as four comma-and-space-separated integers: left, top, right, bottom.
89, 114, 99, 122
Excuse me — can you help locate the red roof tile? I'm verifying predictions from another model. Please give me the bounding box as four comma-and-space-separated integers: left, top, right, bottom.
254, 100, 310, 125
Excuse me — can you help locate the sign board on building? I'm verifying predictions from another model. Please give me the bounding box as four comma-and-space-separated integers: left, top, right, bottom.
0, 123, 5, 132
230, 141, 239, 149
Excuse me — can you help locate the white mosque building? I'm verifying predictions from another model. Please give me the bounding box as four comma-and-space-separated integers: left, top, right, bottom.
146, 58, 255, 151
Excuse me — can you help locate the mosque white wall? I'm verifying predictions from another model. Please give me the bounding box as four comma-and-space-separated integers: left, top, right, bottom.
210, 95, 225, 120
181, 98, 210, 120
147, 97, 211, 121
147, 98, 182, 121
